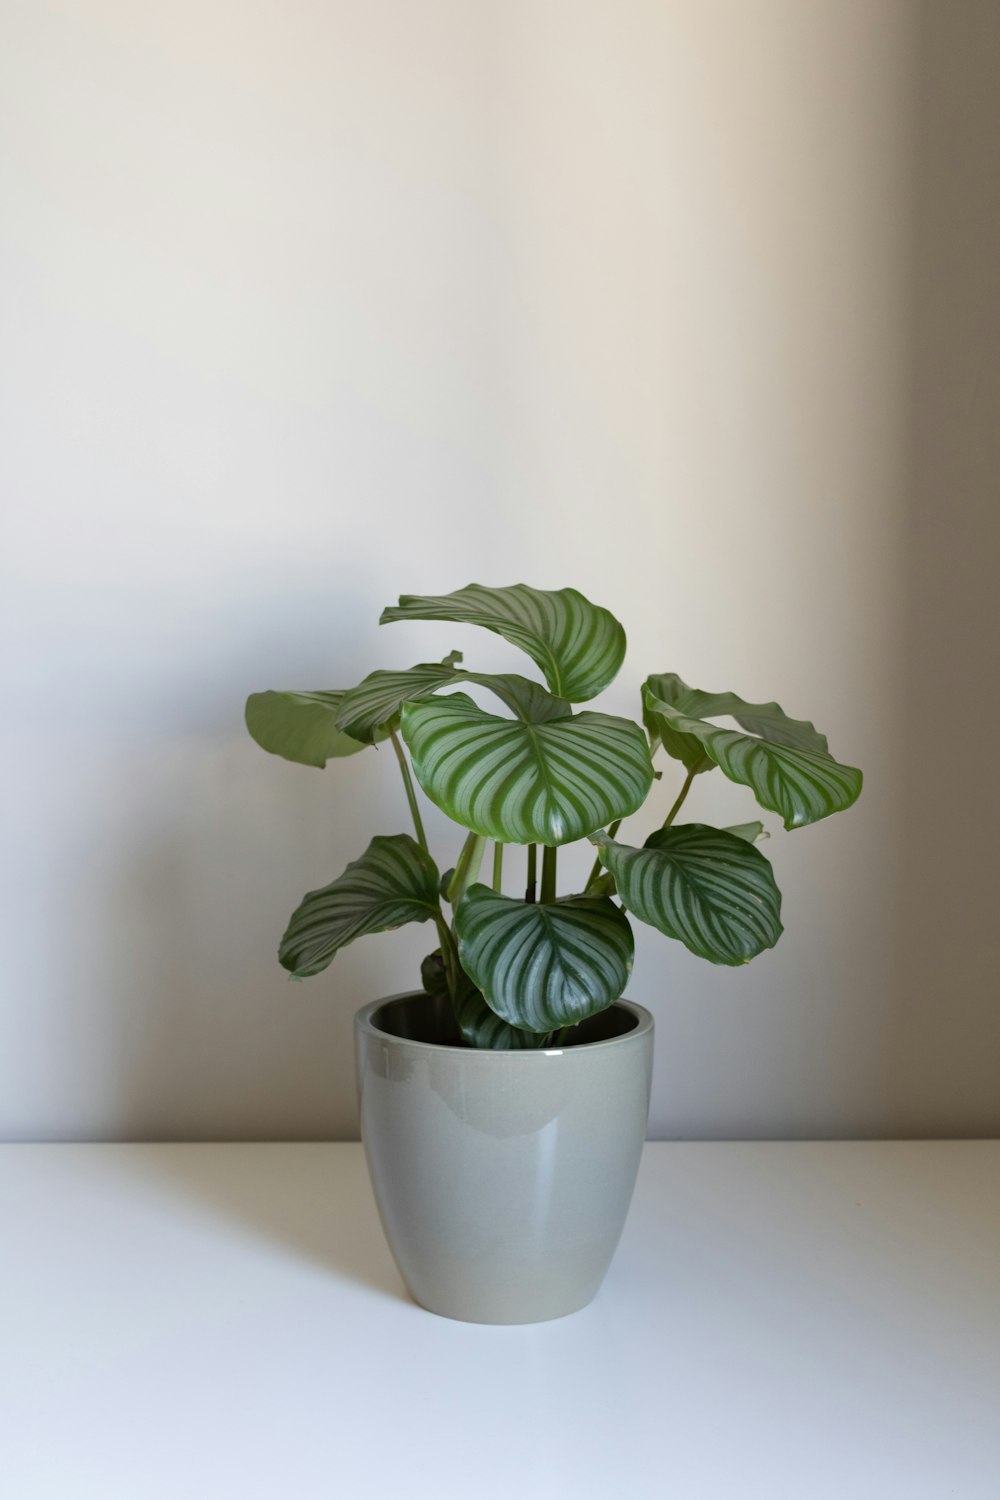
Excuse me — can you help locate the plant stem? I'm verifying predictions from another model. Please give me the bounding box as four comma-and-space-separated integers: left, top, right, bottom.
447, 831, 488, 906
389, 728, 429, 854
584, 816, 622, 892
540, 844, 557, 903
493, 842, 504, 892
662, 766, 697, 828
525, 844, 537, 903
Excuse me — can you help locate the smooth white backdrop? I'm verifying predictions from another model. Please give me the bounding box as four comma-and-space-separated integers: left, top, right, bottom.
2, 0, 996, 1139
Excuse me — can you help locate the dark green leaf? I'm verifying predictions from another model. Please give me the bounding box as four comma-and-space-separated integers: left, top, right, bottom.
279, 834, 439, 977
590, 824, 782, 965
420, 950, 544, 1049
381, 583, 626, 702
245, 691, 368, 767
454, 884, 634, 1031
401, 692, 654, 846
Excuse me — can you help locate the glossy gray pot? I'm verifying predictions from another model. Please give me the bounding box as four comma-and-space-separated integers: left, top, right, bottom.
354, 992, 654, 1324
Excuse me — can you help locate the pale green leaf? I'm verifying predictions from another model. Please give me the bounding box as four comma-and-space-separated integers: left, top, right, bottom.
724, 821, 769, 843
245, 691, 368, 767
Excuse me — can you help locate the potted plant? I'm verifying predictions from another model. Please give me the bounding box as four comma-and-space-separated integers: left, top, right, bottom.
247, 583, 862, 1323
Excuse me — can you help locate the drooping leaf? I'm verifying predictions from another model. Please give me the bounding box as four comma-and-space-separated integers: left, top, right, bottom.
400, 692, 654, 846
279, 834, 439, 977
421, 950, 543, 1049
454, 884, 634, 1031
724, 821, 769, 843
643, 672, 833, 780
590, 825, 782, 965
643, 678, 862, 829
381, 583, 626, 702
245, 691, 369, 767
646, 674, 830, 752
335, 652, 464, 743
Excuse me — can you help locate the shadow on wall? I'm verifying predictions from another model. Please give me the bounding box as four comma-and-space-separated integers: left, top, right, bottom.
108, 575, 418, 1142
890, 0, 1000, 1135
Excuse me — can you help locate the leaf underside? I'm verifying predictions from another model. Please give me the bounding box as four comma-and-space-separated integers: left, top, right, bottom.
245, 690, 368, 767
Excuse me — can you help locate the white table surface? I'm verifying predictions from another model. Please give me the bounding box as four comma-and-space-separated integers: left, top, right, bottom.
3, 1142, 998, 1500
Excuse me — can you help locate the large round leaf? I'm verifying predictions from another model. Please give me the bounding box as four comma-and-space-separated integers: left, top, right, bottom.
279, 834, 439, 977
245, 691, 368, 767
381, 583, 626, 702
643, 683, 862, 829
590, 824, 782, 965
421, 950, 543, 1049
400, 692, 654, 846
454, 885, 634, 1032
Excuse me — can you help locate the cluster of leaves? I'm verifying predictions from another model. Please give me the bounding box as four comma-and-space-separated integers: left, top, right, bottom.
246, 584, 862, 1047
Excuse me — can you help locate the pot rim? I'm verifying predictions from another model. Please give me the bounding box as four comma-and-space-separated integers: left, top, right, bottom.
355, 991, 654, 1058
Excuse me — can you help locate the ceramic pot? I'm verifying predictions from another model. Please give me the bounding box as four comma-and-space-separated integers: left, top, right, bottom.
354, 991, 654, 1324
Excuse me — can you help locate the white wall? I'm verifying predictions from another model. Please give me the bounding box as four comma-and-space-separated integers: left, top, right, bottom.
1, 0, 993, 1140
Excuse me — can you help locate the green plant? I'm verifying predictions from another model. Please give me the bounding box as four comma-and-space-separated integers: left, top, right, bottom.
246, 584, 862, 1048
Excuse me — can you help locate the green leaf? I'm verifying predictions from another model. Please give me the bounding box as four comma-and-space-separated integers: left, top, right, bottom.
724, 821, 769, 843
645, 673, 831, 752
421, 950, 543, 1049
590, 825, 783, 965
279, 834, 440, 977
455, 884, 634, 1032
643, 672, 832, 780
643, 677, 862, 829
245, 691, 369, 767
400, 692, 654, 846
335, 652, 464, 743
335, 653, 573, 744
381, 583, 626, 702
469, 673, 572, 723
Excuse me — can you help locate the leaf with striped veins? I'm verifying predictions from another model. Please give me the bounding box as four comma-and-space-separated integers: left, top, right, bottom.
279, 835, 440, 978
454, 884, 634, 1032
381, 583, 626, 702
590, 825, 783, 966
335, 652, 464, 743
643, 677, 862, 830
400, 691, 654, 846
421, 950, 545, 1049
